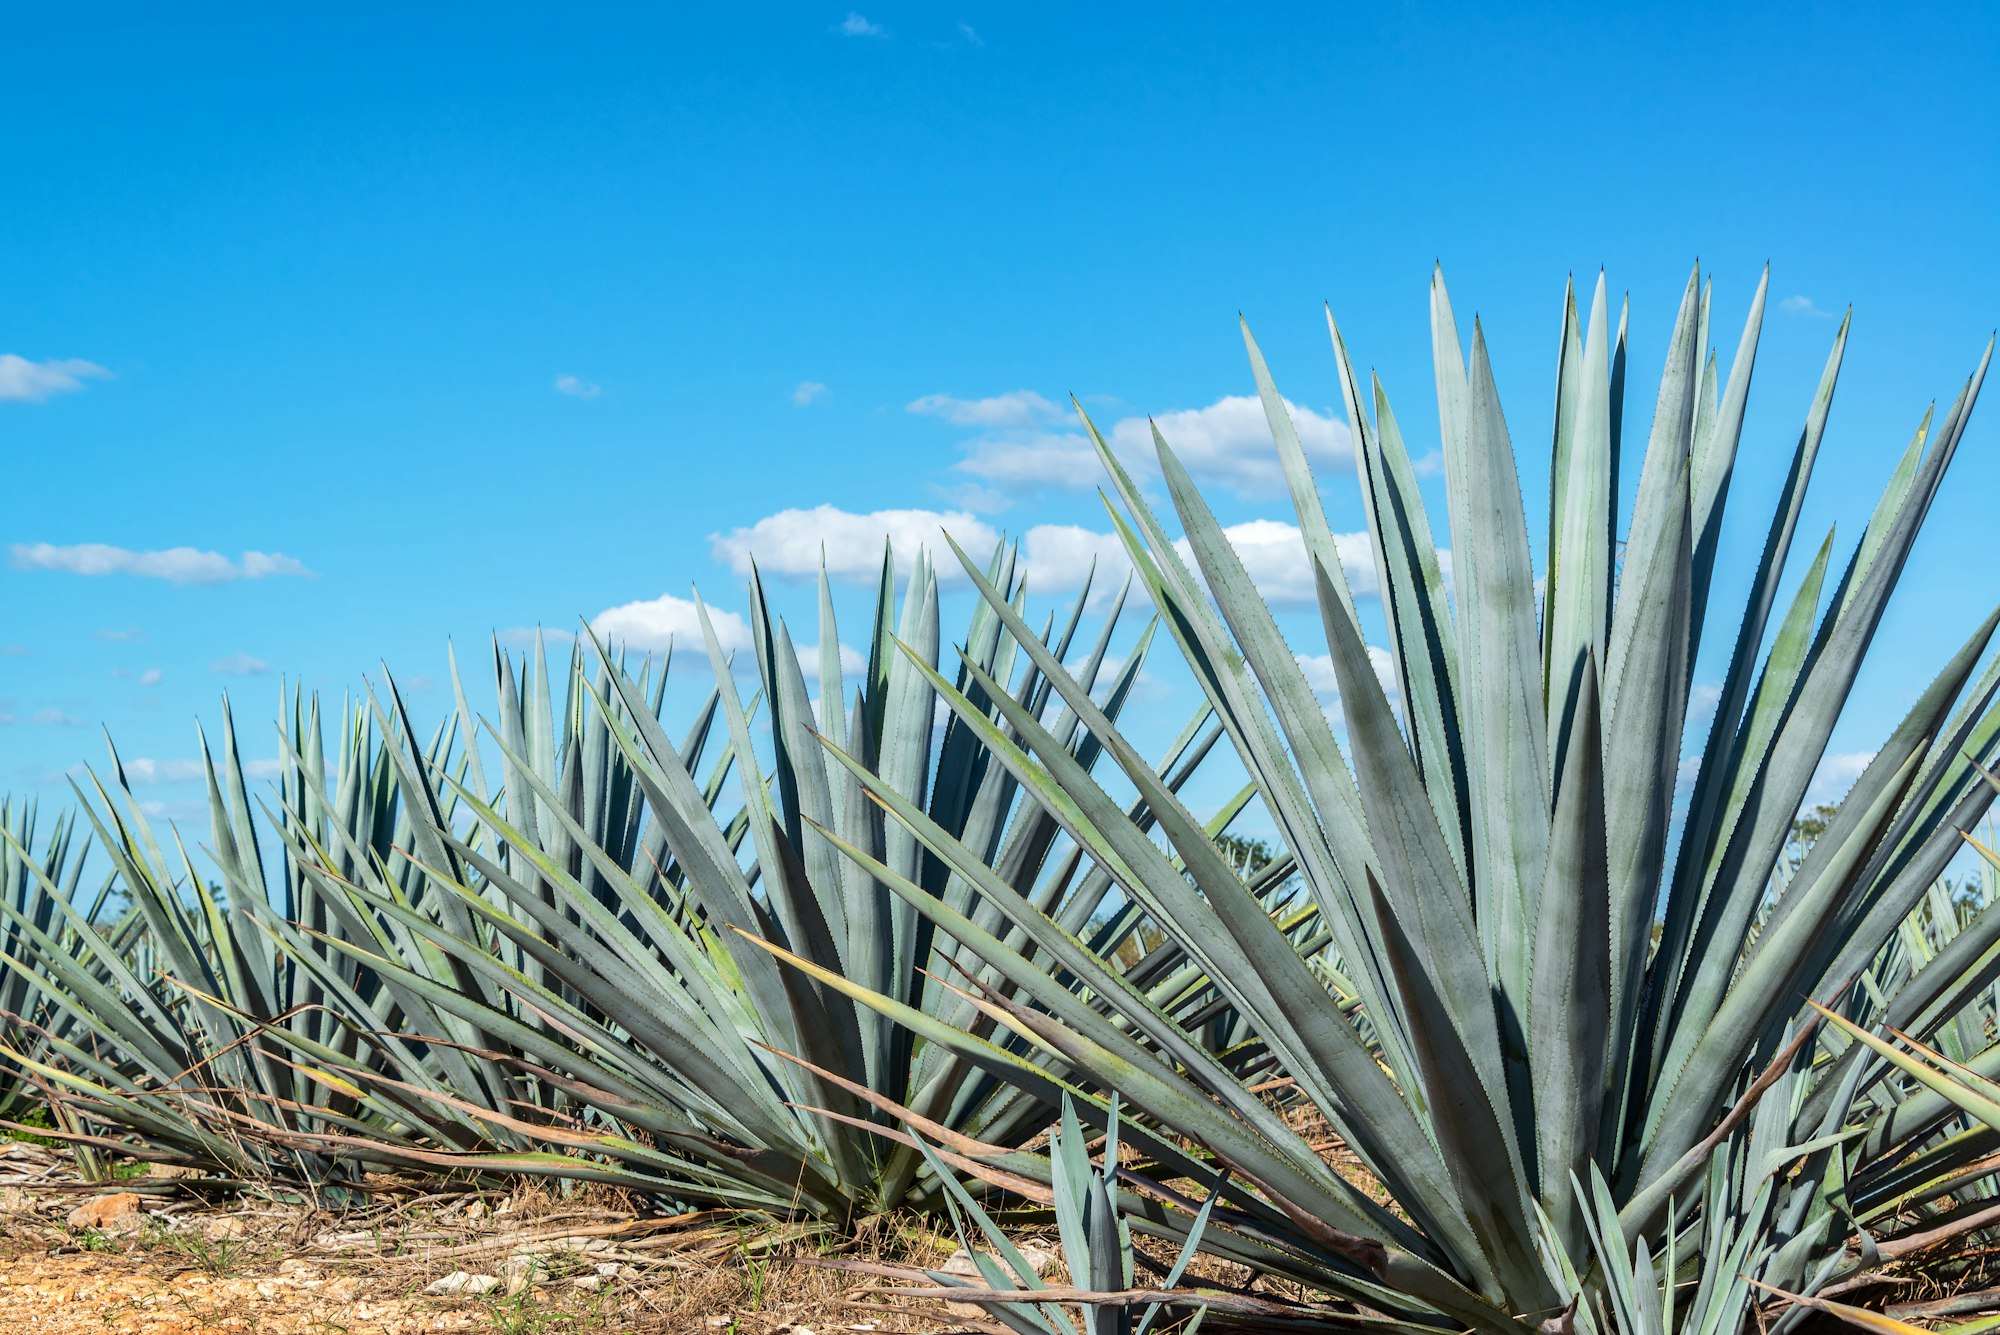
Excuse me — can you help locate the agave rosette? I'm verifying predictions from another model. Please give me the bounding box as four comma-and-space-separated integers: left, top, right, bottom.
787, 266, 2000, 1329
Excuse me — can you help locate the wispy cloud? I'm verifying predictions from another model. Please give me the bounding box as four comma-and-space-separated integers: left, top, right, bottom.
95, 625, 146, 642
111, 666, 165, 686
0, 355, 111, 403
28, 707, 84, 727
496, 626, 577, 652
554, 373, 601, 398
792, 380, 828, 406
957, 21, 984, 44
209, 652, 271, 677
908, 390, 1061, 429
837, 12, 885, 36
116, 756, 283, 784
1779, 295, 1836, 320
10, 543, 314, 584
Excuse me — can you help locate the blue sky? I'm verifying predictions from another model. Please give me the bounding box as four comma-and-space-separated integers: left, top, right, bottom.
3, 3, 1997, 831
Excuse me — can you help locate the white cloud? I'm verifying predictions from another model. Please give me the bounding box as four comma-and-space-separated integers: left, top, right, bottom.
96, 625, 146, 642
1112, 395, 1352, 494
954, 431, 1105, 491
711, 505, 1001, 584
936, 391, 1355, 499
1779, 295, 1835, 320
554, 374, 601, 398
0, 355, 111, 403
1805, 751, 1876, 809
119, 757, 208, 783
11, 543, 313, 584
796, 641, 867, 678
957, 21, 983, 44
117, 756, 282, 785
210, 653, 271, 677
1018, 525, 1132, 596
711, 504, 1403, 614
29, 708, 83, 726
837, 12, 885, 36
590, 592, 752, 657
112, 666, 165, 685
1685, 681, 1723, 737
1297, 645, 1401, 711
908, 390, 1061, 429
495, 626, 577, 652
1168, 520, 1380, 607
792, 380, 828, 406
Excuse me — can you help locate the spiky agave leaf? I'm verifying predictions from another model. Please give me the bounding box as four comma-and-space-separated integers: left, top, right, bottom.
256, 543, 1255, 1216
0, 798, 112, 1122
881, 1094, 1219, 1335
797, 268, 2000, 1328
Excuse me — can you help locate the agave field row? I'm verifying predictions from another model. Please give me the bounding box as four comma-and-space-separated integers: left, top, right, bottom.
4, 266, 1999, 1335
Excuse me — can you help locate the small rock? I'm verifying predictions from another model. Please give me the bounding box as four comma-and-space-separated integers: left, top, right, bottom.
425, 1271, 500, 1296
941, 1243, 1057, 1279
200, 1215, 249, 1240
278, 1258, 316, 1276
571, 1275, 602, 1292
66, 1192, 141, 1230
147, 1164, 203, 1180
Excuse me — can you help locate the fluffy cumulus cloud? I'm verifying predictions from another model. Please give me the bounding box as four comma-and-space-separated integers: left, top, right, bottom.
1165, 519, 1380, 606
1018, 525, 1133, 596
796, 641, 867, 678
10, 543, 313, 584
711, 505, 1001, 584
589, 592, 752, 657
0, 355, 111, 403
953, 432, 1107, 491
1296, 645, 1402, 711
928, 390, 1355, 500
710, 505, 1408, 615
836, 11, 884, 36
1779, 296, 1836, 320
1805, 751, 1877, 808
1110, 395, 1353, 493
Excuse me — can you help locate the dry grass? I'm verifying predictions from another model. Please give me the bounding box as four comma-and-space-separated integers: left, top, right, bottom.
0, 1142, 967, 1334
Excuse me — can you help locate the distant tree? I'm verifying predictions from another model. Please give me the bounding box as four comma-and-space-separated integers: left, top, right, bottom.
1213, 833, 1278, 880
1786, 803, 1840, 872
